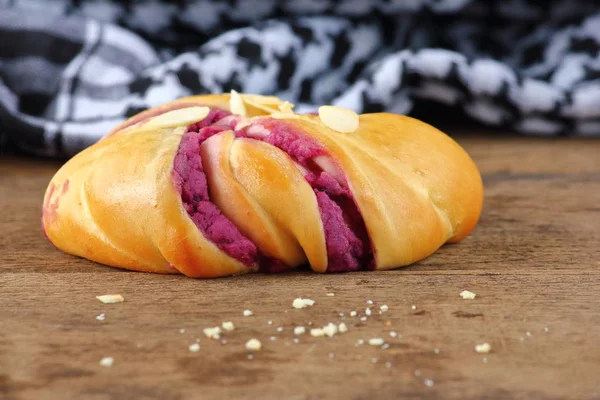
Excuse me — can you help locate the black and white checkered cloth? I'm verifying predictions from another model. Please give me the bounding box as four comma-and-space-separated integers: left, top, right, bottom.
1, 0, 599, 157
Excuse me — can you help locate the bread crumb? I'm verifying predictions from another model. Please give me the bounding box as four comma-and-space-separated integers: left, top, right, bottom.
371, 358, 378, 364
326, 293, 335, 297
389, 331, 398, 338
96, 294, 124, 304
526, 331, 532, 337
99, 357, 114, 367
424, 379, 434, 388
365, 308, 372, 316
203, 327, 222, 339
270, 336, 277, 341
267, 320, 273, 325
360, 316, 367, 322
544, 327, 549, 332
247, 354, 254, 360
221, 321, 235, 332
243, 309, 253, 317
350, 311, 357, 317
475, 343, 492, 353
245, 339, 262, 351
368, 338, 384, 346
366, 300, 373, 305
434, 348, 440, 354
96, 313, 105, 321
460, 290, 476, 300
322, 323, 338, 337
188, 343, 200, 352
292, 298, 315, 309
310, 328, 325, 337
381, 343, 390, 350
380, 305, 389, 312
276, 327, 284, 333
355, 339, 364, 346
338, 323, 348, 333
328, 352, 335, 359
294, 326, 306, 335
411, 305, 417, 310
414, 369, 421, 377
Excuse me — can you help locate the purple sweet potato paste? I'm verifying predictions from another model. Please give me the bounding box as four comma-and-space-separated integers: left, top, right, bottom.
172, 109, 258, 267
173, 109, 373, 273
246, 120, 373, 272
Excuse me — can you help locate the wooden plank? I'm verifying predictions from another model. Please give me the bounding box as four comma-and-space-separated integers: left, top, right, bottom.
1, 134, 599, 400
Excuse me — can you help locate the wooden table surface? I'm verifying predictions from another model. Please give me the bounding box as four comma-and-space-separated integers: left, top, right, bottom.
1, 133, 599, 400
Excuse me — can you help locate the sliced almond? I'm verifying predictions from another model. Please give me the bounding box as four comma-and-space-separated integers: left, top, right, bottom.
96, 294, 124, 304
278, 101, 295, 113
144, 106, 210, 129
318, 105, 359, 133
241, 94, 282, 105
229, 90, 247, 116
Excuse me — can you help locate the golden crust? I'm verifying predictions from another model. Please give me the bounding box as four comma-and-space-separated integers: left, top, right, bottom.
43, 94, 483, 277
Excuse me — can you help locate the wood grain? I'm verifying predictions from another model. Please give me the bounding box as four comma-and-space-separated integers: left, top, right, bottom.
1, 133, 599, 400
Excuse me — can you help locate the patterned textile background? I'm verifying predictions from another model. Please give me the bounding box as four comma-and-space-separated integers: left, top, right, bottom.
1, 0, 599, 157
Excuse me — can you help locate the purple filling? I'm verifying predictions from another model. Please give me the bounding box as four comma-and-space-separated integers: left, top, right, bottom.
172, 110, 258, 267
173, 109, 373, 273
246, 120, 373, 272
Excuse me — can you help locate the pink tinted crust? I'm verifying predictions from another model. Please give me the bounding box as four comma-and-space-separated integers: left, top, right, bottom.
173, 110, 258, 267
242, 120, 374, 272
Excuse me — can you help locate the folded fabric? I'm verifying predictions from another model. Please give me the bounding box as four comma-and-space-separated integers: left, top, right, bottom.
1, 0, 599, 157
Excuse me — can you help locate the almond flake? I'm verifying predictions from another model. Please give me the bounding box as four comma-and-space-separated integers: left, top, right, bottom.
460, 290, 476, 300
96, 294, 124, 304
318, 105, 359, 133
230, 90, 247, 116
145, 106, 210, 129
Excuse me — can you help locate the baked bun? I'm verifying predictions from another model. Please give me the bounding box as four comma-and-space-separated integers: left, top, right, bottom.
42, 92, 483, 277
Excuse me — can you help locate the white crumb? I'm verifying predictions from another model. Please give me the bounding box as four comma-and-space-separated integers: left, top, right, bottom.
411, 305, 417, 310
221, 321, 235, 332
380, 305, 389, 312
460, 290, 477, 300
355, 339, 364, 346
414, 369, 422, 377
338, 323, 348, 333
381, 343, 390, 350
188, 343, 200, 352
310, 328, 325, 337
360, 316, 367, 322
339, 312, 344, 317
221, 339, 228, 345
276, 327, 284, 333
322, 323, 338, 337
365, 308, 372, 316
243, 309, 253, 317
366, 300, 373, 305
544, 327, 549, 332
245, 339, 262, 351
179, 328, 185, 334
434, 348, 440, 354
292, 298, 315, 309
350, 311, 357, 317
293, 338, 299, 343
203, 327, 222, 339
526, 331, 532, 337
389, 331, 398, 338
328, 352, 335, 359
270, 336, 277, 341
247, 354, 254, 360
326, 293, 335, 297
368, 338, 385, 346
99, 357, 114, 367
268, 320, 273, 325
424, 379, 434, 388
96, 294, 124, 304
294, 326, 306, 335
371, 358, 378, 364
96, 313, 105, 321
475, 343, 492, 353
